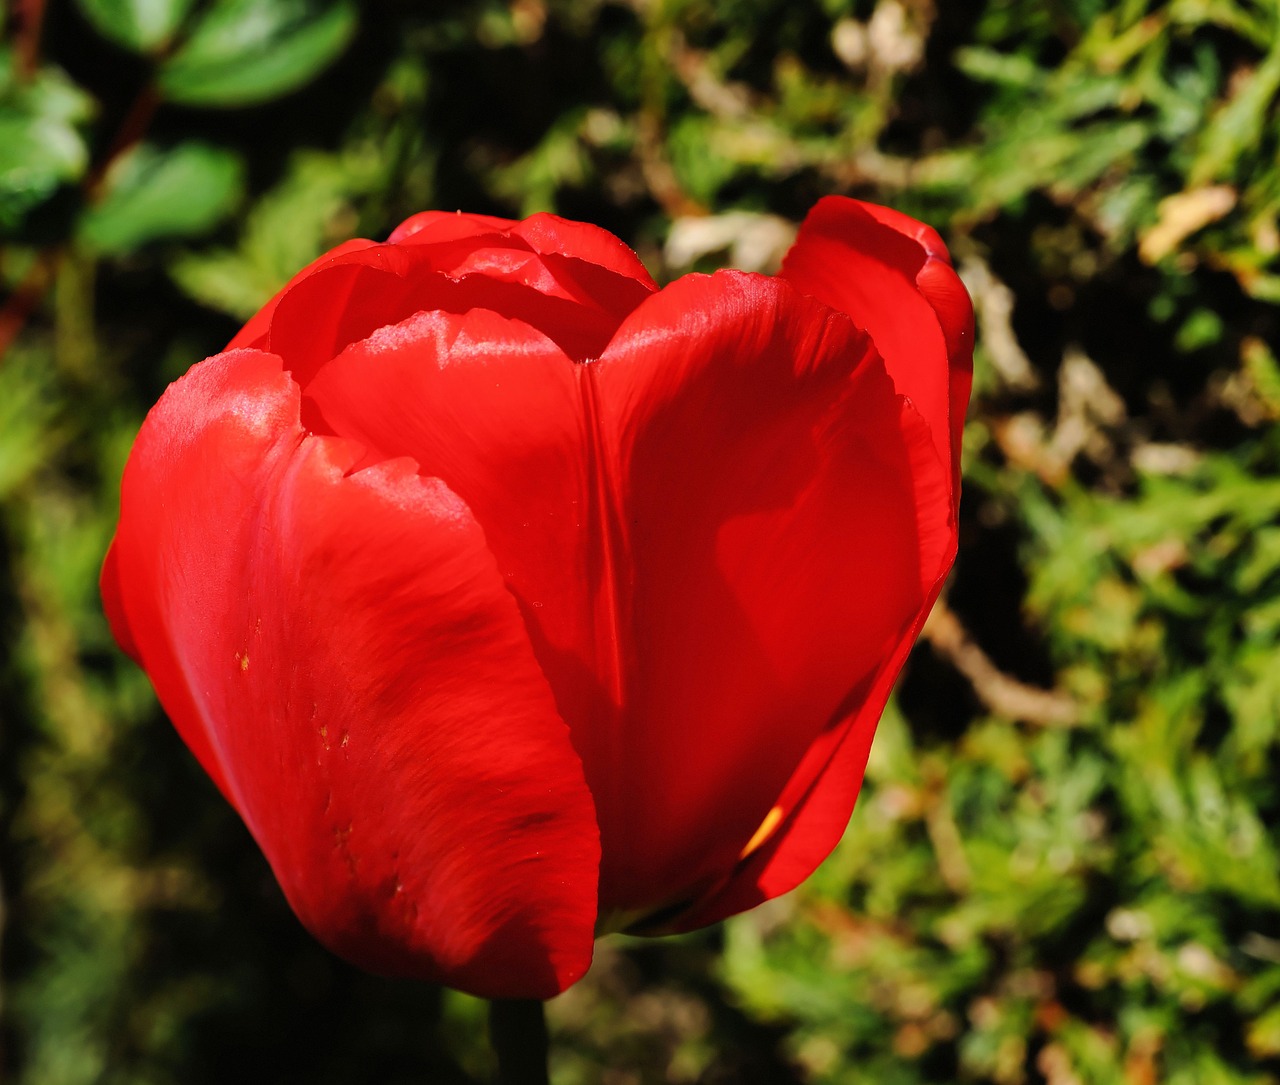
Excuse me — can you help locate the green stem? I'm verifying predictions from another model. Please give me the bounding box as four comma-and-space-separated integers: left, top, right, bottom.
488, 999, 549, 1085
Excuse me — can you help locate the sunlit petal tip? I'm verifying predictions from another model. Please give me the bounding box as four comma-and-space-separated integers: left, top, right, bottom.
780, 196, 973, 495
387, 209, 518, 245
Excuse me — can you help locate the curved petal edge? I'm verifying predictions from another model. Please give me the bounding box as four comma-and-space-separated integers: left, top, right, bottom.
108, 349, 602, 998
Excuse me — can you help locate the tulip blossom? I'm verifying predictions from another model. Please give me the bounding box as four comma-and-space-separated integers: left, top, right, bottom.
102, 198, 972, 999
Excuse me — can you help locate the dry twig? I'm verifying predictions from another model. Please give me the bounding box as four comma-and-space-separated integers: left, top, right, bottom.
922, 598, 1081, 727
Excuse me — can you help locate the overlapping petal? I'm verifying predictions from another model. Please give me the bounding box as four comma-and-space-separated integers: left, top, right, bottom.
303, 307, 601, 741
667, 578, 939, 931
389, 209, 658, 290
105, 349, 600, 999
225, 239, 382, 353
588, 271, 954, 914
780, 195, 973, 494
252, 210, 656, 384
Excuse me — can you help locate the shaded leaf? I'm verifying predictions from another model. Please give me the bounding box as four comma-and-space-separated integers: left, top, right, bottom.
1190, 31, 1280, 185
72, 0, 195, 53
0, 51, 94, 230
78, 141, 243, 254
158, 0, 357, 107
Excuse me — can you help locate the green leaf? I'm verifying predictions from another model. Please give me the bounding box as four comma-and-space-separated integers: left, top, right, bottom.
0, 51, 95, 229
1190, 33, 1280, 185
158, 0, 357, 108
78, 141, 243, 254
953, 45, 1045, 89
169, 148, 377, 318
72, 0, 194, 53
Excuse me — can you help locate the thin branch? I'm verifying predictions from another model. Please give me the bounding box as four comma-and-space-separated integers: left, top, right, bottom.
13, 0, 48, 79
922, 598, 1081, 728
84, 83, 164, 201
0, 250, 60, 361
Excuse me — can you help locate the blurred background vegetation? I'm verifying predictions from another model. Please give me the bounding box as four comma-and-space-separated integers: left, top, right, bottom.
2, 0, 1279, 1081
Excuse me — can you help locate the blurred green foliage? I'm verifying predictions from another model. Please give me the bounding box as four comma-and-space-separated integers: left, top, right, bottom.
2, 0, 1279, 1082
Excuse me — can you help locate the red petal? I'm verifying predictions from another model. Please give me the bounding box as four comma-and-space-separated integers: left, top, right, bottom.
669, 659, 907, 931
100, 538, 138, 662
103, 534, 237, 801
266, 254, 416, 385
439, 242, 655, 340
390, 210, 657, 291
302, 281, 952, 922
918, 257, 975, 483
511, 213, 658, 289
304, 306, 637, 843
668, 407, 951, 930
588, 271, 954, 913
266, 240, 649, 380
225, 239, 382, 353
387, 210, 517, 244
107, 349, 600, 998
303, 308, 596, 725
780, 196, 973, 496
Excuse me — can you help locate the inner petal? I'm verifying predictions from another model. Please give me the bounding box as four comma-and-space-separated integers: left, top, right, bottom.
267, 239, 653, 380
302, 308, 613, 759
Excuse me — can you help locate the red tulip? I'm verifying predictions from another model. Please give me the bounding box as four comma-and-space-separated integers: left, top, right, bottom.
102, 198, 972, 999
